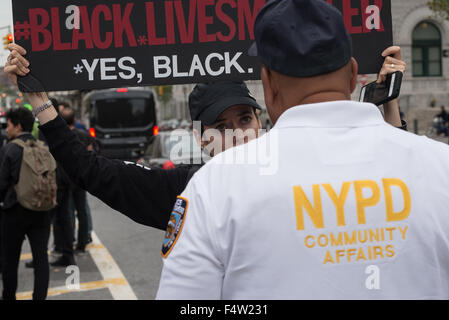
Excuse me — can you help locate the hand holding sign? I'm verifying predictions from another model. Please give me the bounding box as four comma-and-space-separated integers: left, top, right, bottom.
4, 43, 55, 124
4, 43, 29, 84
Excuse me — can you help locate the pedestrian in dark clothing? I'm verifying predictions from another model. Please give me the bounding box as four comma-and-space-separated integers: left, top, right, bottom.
50, 165, 76, 266
0, 121, 7, 272
60, 107, 96, 253
35, 99, 77, 268
0, 107, 54, 300
0, 207, 3, 273
437, 106, 448, 122
437, 106, 449, 136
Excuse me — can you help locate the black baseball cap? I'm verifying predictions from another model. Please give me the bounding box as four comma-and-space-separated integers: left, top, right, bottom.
189, 81, 261, 126
248, 0, 353, 78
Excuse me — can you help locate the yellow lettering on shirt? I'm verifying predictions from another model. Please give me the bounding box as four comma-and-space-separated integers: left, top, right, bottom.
330, 232, 343, 246
293, 179, 411, 265
373, 246, 384, 259
293, 185, 324, 230
398, 226, 408, 240
385, 227, 396, 241
347, 248, 357, 262
358, 229, 368, 243
324, 250, 335, 264
336, 250, 345, 263
322, 182, 351, 227
383, 178, 411, 222
356, 247, 367, 261
344, 231, 357, 245
385, 245, 395, 257
354, 180, 381, 225
369, 228, 380, 242
304, 235, 316, 248
317, 234, 329, 247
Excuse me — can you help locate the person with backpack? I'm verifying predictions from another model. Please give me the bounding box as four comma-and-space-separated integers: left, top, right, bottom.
0, 107, 57, 300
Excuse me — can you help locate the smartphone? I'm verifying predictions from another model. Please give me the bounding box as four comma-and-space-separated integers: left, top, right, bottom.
359, 71, 403, 106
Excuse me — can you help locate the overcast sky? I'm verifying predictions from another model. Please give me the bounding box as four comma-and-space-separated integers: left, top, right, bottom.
0, 0, 13, 66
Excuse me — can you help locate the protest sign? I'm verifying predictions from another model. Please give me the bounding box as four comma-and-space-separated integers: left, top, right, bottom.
11, 0, 392, 92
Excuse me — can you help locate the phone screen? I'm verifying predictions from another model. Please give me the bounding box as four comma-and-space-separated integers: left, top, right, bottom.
360, 73, 398, 106
360, 81, 390, 104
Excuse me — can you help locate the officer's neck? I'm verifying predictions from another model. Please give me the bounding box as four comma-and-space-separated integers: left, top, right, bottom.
298, 91, 349, 106
270, 91, 350, 124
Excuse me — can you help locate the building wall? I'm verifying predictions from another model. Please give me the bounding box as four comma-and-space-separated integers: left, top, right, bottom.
392, 0, 449, 112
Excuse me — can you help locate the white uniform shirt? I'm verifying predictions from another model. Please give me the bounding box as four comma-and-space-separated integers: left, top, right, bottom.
156, 101, 449, 300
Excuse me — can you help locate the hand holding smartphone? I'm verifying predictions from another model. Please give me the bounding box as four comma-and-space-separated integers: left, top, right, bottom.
359, 71, 403, 106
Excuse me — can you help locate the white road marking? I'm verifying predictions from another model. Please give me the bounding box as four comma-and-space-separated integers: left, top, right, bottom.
89, 231, 138, 300
16, 231, 137, 300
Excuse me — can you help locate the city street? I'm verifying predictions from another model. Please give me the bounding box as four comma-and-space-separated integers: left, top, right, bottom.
0, 194, 166, 300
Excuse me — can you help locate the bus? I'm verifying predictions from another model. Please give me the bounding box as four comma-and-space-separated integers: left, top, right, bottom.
82, 88, 158, 160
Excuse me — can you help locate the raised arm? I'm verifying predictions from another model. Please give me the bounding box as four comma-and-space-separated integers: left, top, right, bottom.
377, 46, 407, 129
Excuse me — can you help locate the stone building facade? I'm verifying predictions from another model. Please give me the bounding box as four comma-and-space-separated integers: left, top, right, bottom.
392, 0, 449, 111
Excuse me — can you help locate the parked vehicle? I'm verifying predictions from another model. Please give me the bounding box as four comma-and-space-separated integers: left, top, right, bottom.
137, 131, 203, 169
83, 88, 158, 160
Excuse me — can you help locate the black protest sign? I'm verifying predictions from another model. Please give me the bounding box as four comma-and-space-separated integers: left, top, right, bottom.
12, 0, 392, 92
327, 0, 393, 75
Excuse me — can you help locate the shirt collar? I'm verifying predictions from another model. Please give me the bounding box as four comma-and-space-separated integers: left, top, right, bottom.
273, 101, 385, 129
18, 132, 31, 136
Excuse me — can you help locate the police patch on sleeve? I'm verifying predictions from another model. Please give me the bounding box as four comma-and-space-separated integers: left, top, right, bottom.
161, 197, 188, 258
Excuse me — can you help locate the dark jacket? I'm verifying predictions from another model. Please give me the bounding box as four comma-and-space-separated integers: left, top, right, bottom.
39, 116, 201, 231
0, 133, 35, 210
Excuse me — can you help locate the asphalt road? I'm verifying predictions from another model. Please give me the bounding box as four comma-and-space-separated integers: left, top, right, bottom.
0, 194, 166, 300
87, 194, 165, 299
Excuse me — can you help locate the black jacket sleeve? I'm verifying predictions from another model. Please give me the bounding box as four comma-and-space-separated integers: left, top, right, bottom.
39, 115, 190, 230
398, 120, 407, 131
0, 141, 23, 209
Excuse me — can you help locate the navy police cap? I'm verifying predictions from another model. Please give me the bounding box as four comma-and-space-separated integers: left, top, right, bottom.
249, 0, 353, 78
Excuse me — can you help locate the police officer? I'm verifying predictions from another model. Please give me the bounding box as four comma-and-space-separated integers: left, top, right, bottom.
155, 0, 449, 299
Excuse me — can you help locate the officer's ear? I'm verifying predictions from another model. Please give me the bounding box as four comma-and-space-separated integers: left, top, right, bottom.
349, 58, 359, 94
261, 66, 276, 113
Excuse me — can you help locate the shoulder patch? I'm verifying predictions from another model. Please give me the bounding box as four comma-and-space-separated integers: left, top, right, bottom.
161, 196, 189, 258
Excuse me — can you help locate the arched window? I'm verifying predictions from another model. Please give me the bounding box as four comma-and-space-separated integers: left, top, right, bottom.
412, 22, 442, 77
